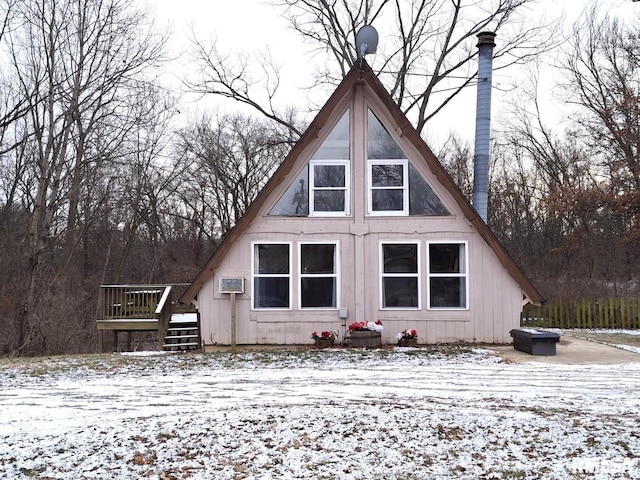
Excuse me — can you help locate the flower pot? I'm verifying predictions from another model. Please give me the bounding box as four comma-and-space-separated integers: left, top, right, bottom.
315, 338, 335, 349
350, 330, 382, 348
397, 338, 418, 347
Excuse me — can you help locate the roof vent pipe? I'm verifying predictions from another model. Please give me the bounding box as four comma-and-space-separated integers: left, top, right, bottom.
472, 31, 496, 224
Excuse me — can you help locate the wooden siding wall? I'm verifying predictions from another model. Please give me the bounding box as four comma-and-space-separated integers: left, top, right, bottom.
197, 222, 523, 346
195, 86, 525, 346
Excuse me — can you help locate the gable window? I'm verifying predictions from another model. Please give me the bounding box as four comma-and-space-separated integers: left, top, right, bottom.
269, 110, 349, 217
380, 242, 419, 309
368, 160, 408, 215
300, 243, 337, 308
409, 164, 450, 216
367, 109, 450, 216
310, 161, 349, 215
428, 242, 468, 309
253, 243, 291, 309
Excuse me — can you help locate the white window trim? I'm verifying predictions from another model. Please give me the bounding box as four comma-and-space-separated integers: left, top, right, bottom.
426, 240, 469, 310
298, 241, 340, 310
309, 159, 350, 217
367, 159, 409, 216
379, 241, 421, 310
251, 241, 293, 311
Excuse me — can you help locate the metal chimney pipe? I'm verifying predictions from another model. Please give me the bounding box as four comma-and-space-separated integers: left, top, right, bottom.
472, 31, 496, 224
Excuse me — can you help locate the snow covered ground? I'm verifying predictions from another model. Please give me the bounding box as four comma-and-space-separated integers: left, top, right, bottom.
1, 340, 639, 479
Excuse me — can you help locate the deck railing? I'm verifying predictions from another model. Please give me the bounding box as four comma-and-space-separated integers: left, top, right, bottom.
97, 283, 193, 352
99, 283, 191, 320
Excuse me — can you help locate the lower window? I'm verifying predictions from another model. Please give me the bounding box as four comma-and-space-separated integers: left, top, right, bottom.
253, 243, 291, 309
428, 242, 467, 309
381, 243, 419, 308
300, 243, 337, 308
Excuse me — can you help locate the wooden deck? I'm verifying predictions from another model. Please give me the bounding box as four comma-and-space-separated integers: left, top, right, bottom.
97, 284, 199, 352
96, 318, 159, 331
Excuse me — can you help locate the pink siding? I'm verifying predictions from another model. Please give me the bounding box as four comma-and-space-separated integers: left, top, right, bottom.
196, 82, 526, 347
199, 217, 523, 346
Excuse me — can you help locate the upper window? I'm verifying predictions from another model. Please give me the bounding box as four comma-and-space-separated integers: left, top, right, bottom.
253, 243, 291, 309
380, 242, 419, 309
310, 161, 349, 215
368, 160, 408, 215
300, 243, 338, 308
428, 242, 468, 309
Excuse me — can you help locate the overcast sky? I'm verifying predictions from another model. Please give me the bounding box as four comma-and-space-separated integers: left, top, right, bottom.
144, 0, 640, 144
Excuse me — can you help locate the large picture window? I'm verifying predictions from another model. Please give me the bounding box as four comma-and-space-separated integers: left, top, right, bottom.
428, 242, 468, 309
368, 160, 408, 215
381, 242, 419, 308
300, 243, 337, 308
253, 243, 291, 309
310, 161, 349, 215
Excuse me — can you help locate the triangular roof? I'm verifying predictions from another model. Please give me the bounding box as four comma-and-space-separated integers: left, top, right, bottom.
180, 60, 543, 306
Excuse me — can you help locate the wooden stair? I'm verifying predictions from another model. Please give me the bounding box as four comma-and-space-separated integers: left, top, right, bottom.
163, 313, 200, 351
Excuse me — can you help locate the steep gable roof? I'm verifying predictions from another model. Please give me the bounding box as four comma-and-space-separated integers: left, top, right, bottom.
180, 60, 543, 306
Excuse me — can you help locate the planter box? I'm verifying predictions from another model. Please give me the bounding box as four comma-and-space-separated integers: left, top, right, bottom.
350, 331, 382, 348
314, 338, 335, 349
397, 338, 418, 347
510, 329, 560, 356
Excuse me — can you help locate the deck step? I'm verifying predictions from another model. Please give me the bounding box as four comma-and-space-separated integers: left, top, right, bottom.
163, 315, 200, 351
164, 334, 198, 340
163, 342, 199, 349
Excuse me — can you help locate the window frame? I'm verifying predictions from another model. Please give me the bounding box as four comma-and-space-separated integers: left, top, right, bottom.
426, 241, 469, 310
251, 242, 292, 310
298, 241, 340, 310
379, 241, 421, 310
309, 159, 350, 217
367, 159, 409, 216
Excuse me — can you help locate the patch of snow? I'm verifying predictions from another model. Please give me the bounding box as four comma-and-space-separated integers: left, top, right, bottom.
1, 348, 639, 479
170, 312, 198, 323
615, 344, 640, 355
568, 329, 640, 336
120, 350, 172, 357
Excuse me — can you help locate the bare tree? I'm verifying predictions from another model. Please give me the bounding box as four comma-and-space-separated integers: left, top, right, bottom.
491, 21, 640, 299
560, 6, 640, 193
554, 7, 640, 290
175, 112, 293, 238
187, 0, 559, 135
1, 0, 169, 354
437, 133, 474, 199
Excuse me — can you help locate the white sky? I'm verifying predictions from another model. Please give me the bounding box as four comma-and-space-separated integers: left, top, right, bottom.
144, 0, 640, 145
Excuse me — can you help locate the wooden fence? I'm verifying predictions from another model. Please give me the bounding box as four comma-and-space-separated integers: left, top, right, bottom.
521, 298, 640, 330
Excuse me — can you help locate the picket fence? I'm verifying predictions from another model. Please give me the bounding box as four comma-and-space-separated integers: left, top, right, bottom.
521, 298, 640, 330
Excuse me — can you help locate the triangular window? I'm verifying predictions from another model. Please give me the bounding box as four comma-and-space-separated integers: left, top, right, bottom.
270, 108, 449, 217
270, 110, 350, 216
367, 110, 449, 216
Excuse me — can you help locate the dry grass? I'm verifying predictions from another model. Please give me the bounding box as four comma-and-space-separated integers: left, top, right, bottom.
569, 331, 640, 347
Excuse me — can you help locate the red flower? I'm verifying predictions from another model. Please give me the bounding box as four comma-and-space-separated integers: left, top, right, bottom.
348, 321, 367, 331
311, 331, 337, 341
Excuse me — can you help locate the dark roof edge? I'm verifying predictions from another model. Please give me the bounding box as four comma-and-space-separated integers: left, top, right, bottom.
179, 65, 362, 305
180, 61, 543, 306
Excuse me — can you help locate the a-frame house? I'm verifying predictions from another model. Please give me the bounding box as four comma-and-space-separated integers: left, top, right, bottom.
180, 60, 542, 348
